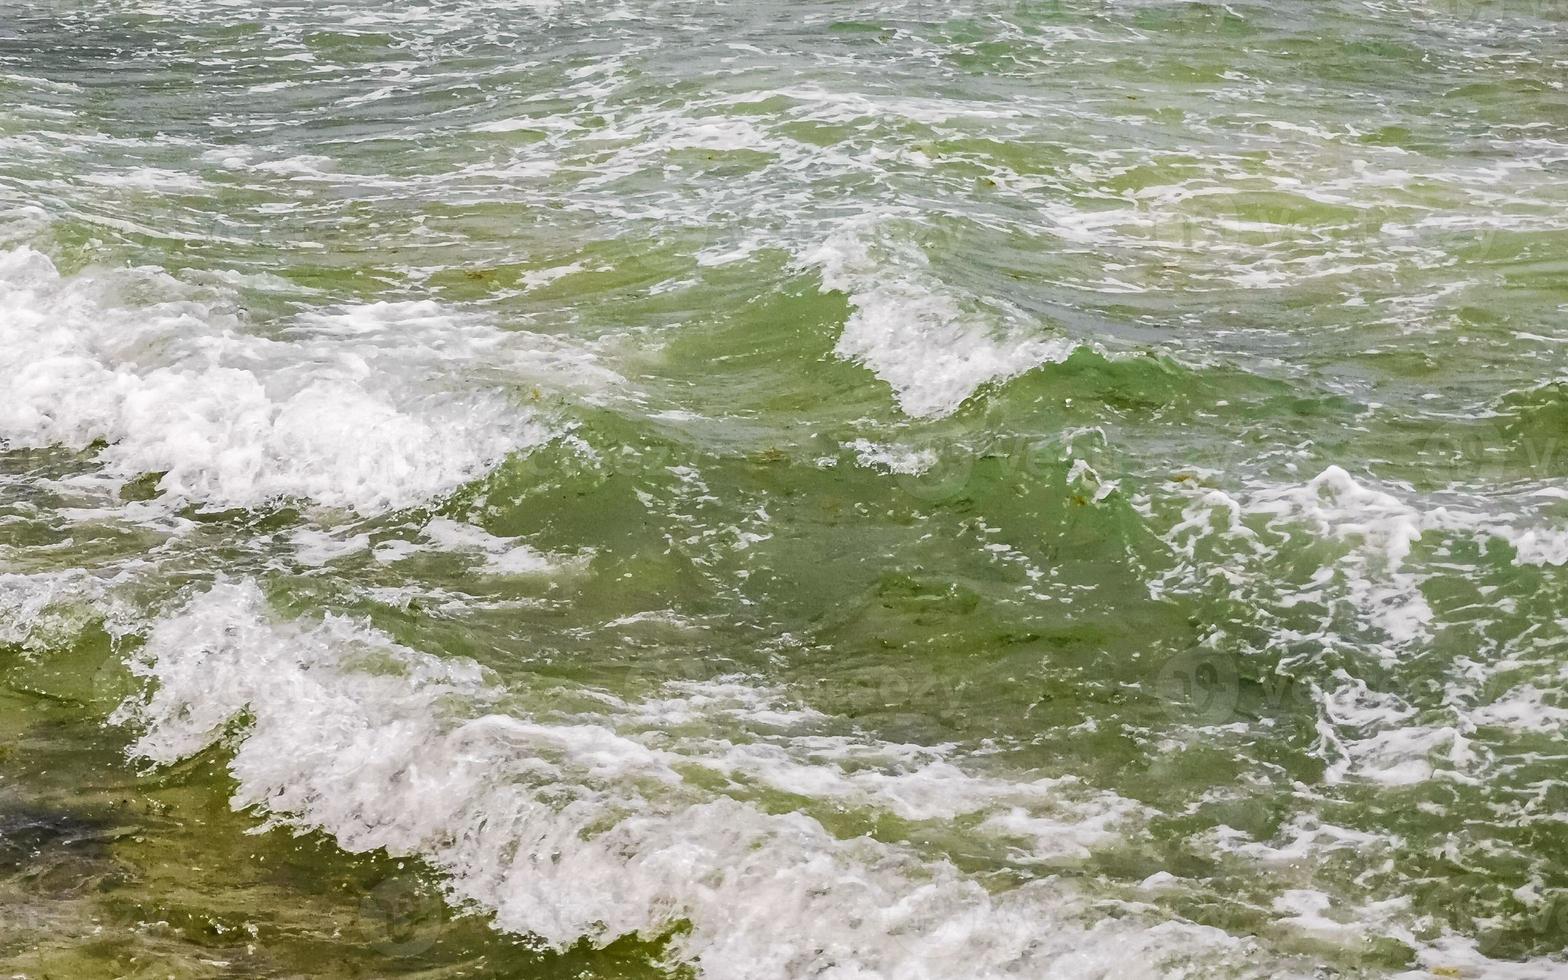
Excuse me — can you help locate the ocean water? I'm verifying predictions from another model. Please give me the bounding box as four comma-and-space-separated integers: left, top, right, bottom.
3, 0, 1568, 976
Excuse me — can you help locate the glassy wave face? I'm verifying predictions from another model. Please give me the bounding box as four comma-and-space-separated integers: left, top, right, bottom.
3, 1, 1568, 977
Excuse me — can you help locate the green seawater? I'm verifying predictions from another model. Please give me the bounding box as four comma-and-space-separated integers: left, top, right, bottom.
3, 1, 1568, 977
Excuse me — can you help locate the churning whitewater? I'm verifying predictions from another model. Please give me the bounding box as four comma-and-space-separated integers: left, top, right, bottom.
4, 0, 1568, 978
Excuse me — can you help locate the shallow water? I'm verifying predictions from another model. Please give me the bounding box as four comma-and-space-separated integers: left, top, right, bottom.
3, 1, 1568, 977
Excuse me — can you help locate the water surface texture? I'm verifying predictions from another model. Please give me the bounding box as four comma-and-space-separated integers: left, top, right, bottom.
4, 1, 1568, 977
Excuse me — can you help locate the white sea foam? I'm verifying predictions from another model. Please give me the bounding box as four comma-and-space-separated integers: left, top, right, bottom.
847, 439, 937, 476
286, 528, 373, 568
614, 681, 1148, 863
414, 518, 582, 575
1397, 937, 1568, 980
1209, 814, 1390, 865
1247, 465, 1433, 646
115, 582, 1285, 980
802, 221, 1076, 418
0, 247, 614, 513
0, 570, 106, 653
1466, 685, 1568, 735
1158, 464, 1568, 785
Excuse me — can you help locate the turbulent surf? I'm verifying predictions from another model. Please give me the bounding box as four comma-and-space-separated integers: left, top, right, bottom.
3, 1, 1568, 977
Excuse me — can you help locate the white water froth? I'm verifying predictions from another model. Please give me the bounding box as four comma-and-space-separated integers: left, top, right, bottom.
847, 438, 937, 476
1161, 464, 1568, 785
0, 247, 613, 513
803, 221, 1076, 418
0, 570, 112, 653
1248, 465, 1434, 646
115, 582, 1280, 980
